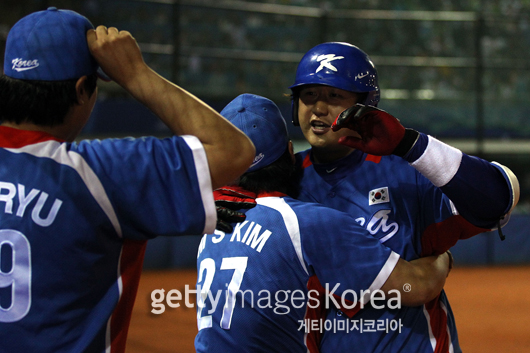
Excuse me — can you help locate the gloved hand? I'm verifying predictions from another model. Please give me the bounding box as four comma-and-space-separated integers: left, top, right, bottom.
214, 186, 257, 233
331, 104, 408, 156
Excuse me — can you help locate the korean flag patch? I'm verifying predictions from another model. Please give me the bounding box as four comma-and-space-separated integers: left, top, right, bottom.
369, 187, 390, 205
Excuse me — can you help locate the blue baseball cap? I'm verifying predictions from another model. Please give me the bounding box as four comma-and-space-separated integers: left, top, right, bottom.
4, 7, 108, 81
221, 94, 289, 173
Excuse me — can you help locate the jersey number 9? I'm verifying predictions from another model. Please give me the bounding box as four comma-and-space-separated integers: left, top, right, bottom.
0, 229, 31, 323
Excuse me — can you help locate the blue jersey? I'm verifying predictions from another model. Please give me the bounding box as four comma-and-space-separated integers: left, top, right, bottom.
0, 126, 216, 352
295, 146, 514, 353
195, 193, 401, 353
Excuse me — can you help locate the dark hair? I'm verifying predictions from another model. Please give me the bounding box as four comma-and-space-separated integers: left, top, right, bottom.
238, 147, 299, 198
0, 73, 98, 127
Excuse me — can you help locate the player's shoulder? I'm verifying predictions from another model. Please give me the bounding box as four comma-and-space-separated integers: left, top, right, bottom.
285, 196, 358, 226
367, 153, 410, 166
285, 198, 371, 253
362, 154, 420, 182
258, 195, 348, 217
295, 149, 409, 168
73, 135, 157, 150
72, 135, 190, 161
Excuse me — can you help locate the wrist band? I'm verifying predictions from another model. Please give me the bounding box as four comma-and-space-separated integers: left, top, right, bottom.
392, 128, 419, 157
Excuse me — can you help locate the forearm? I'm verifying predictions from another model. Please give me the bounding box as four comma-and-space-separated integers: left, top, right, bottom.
123, 69, 255, 188
122, 67, 232, 138
395, 130, 519, 227
382, 254, 450, 306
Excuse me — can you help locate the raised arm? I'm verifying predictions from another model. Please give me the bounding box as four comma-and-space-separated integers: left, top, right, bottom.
86, 26, 255, 189
381, 252, 452, 306
332, 104, 519, 229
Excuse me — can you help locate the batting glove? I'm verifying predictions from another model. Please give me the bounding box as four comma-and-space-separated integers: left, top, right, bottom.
331, 104, 419, 157
214, 186, 257, 233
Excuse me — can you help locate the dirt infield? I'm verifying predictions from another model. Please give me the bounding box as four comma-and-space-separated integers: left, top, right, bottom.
126, 266, 530, 353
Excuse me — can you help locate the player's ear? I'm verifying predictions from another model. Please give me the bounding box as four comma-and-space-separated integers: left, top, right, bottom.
288, 140, 295, 164
75, 76, 88, 105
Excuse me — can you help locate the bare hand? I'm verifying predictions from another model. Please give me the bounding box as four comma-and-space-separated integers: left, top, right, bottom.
86, 26, 147, 86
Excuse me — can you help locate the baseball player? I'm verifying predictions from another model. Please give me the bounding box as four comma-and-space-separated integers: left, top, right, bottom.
0, 8, 254, 353
195, 93, 453, 353
293, 42, 519, 353
215, 42, 519, 352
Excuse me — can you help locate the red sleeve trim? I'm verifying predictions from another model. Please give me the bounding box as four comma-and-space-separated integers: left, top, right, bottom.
425, 294, 451, 353
420, 215, 488, 256
305, 276, 326, 352
109, 239, 147, 353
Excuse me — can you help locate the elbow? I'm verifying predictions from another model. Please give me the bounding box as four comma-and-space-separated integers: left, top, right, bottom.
492, 162, 520, 216
420, 285, 444, 305
404, 287, 442, 307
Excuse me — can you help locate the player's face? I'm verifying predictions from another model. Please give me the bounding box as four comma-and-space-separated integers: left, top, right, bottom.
297, 85, 362, 163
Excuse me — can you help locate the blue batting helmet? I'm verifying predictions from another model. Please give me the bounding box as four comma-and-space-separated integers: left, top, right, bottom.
289, 42, 380, 125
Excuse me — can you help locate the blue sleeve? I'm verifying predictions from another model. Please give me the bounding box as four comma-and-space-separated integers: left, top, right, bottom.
71, 135, 215, 239
440, 154, 510, 228
405, 133, 514, 229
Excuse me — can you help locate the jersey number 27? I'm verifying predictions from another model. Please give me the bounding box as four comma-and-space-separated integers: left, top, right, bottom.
197, 257, 248, 331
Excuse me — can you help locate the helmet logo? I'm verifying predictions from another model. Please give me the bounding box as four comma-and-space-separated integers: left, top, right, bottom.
355, 72, 369, 80
315, 54, 344, 73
